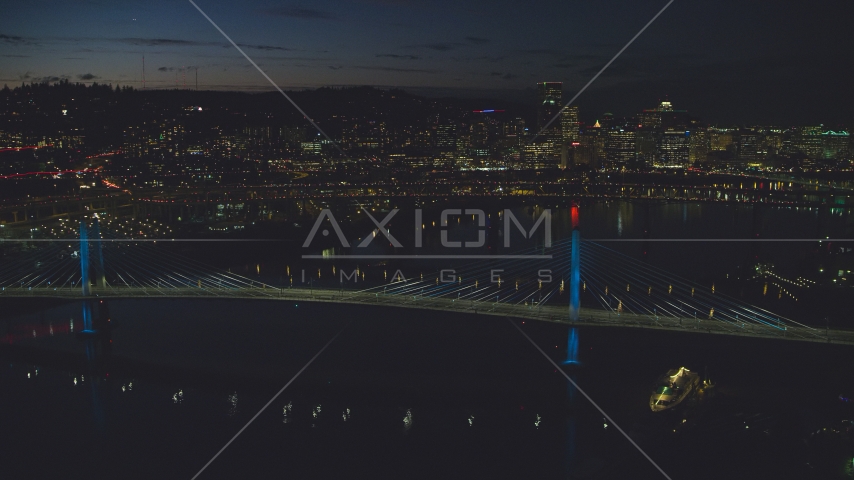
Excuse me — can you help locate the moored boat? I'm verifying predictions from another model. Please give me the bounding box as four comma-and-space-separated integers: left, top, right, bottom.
650, 367, 700, 412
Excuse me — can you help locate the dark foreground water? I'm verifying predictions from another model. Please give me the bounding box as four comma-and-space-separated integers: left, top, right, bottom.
3, 298, 854, 479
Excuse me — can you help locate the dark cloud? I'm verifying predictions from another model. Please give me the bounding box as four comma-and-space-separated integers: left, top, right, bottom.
156, 66, 202, 73
77, 73, 98, 80
489, 71, 502, 76
422, 43, 459, 51
406, 42, 463, 52
520, 49, 597, 62
519, 49, 600, 63
376, 54, 421, 60
2, 54, 29, 58
116, 38, 215, 47
23, 74, 71, 83
239, 43, 293, 51
262, 7, 336, 19
0, 34, 29, 45
521, 48, 564, 56
264, 56, 331, 62
465, 36, 490, 45
501, 73, 517, 80
358, 0, 429, 5
328, 65, 343, 70
450, 55, 505, 62
353, 65, 438, 73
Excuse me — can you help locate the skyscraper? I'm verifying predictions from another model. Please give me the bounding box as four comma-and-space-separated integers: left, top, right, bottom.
688, 126, 709, 164
659, 130, 690, 167
822, 130, 850, 160
791, 126, 823, 159
435, 121, 456, 150
536, 82, 563, 143
708, 127, 735, 151
561, 105, 580, 144
737, 129, 762, 166
605, 128, 637, 167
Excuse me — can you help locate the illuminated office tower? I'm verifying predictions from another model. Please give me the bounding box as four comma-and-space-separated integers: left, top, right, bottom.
737, 129, 762, 167
640, 100, 688, 131
635, 130, 659, 166
658, 130, 690, 167
792, 126, 823, 159
523, 142, 561, 169
640, 107, 663, 129
822, 130, 850, 160
708, 127, 735, 151
537, 82, 563, 143
435, 121, 456, 150
604, 128, 637, 167
688, 126, 709, 164
576, 126, 604, 168
561, 105, 580, 144
502, 117, 526, 149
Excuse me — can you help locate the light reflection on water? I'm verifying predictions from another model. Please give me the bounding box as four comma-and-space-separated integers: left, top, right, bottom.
1, 298, 617, 477
4, 196, 854, 479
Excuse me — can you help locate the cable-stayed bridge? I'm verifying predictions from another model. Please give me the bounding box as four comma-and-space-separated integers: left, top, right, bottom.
1, 216, 851, 345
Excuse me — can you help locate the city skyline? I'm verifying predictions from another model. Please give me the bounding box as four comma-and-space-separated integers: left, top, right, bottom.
1, 0, 853, 125
4, 3, 854, 480
1, 80, 850, 178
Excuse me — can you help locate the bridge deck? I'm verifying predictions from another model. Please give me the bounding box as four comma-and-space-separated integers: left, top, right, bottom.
2, 286, 851, 345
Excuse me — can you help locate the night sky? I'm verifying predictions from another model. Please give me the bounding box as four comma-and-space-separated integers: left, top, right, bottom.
1, 0, 852, 125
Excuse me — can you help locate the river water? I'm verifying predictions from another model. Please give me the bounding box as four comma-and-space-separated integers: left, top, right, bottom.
2, 200, 854, 479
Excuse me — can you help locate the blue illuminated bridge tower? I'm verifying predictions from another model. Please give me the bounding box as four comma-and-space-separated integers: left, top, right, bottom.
78, 217, 106, 298
79, 217, 106, 333
565, 204, 581, 364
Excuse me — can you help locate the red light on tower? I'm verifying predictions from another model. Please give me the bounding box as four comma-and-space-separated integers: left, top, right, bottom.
571, 203, 579, 229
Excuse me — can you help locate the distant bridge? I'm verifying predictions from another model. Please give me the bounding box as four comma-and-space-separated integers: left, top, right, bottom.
3, 175, 851, 227
751, 173, 854, 194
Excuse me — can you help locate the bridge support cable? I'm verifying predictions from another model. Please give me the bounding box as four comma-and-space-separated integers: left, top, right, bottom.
87, 228, 274, 296
581, 245, 738, 322
580, 253, 747, 333
578, 251, 699, 323
363, 240, 572, 308
0, 243, 68, 287
347, 237, 574, 300
580, 241, 814, 333
593, 244, 811, 328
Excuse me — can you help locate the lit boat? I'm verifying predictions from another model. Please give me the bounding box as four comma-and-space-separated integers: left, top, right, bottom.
649, 367, 700, 412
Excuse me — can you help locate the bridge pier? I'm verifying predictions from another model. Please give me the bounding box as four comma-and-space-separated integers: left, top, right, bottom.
91, 218, 106, 289
80, 221, 91, 297
79, 218, 107, 295
569, 229, 580, 322
565, 204, 581, 364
